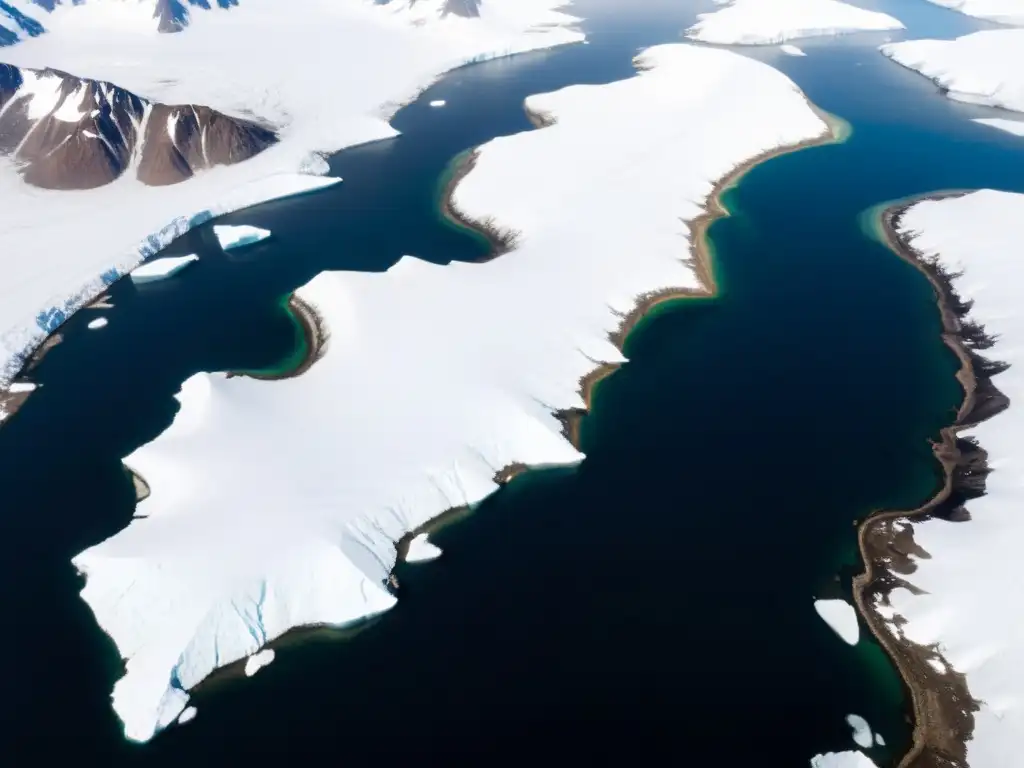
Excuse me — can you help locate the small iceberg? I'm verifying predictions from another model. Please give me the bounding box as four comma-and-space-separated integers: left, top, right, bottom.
781, 44, 806, 56
8, 382, 35, 394
87, 317, 108, 329
243, 648, 275, 677
845, 714, 873, 749
214, 225, 271, 251
430, 99, 447, 107
405, 533, 442, 563
177, 707, 197, 725
814, 598, 860, 645
131, 255, 199, 283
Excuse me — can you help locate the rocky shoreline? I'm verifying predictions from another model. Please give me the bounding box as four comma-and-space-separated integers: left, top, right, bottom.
853, 199, 1010, 768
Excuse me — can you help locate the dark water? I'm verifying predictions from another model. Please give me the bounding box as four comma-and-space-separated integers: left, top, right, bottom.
3, 0, 1024, 764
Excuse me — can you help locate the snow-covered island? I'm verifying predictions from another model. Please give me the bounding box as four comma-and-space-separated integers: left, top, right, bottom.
881, 29, 1024, 114
72, 42, 838, 742
0, 0, 584, 421
686, 0, 903, 46
857, 189, 1024, 768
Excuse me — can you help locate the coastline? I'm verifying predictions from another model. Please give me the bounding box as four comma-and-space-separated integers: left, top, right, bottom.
853, 198, 1009, 768
396, 103, 846, 560
228, 293, 329, 382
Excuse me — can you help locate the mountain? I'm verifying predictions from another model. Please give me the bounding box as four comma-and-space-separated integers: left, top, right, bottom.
0, 1, 45, 46
0, 62, 275, 189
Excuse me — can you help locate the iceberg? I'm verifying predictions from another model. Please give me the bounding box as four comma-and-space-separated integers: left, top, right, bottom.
130, 254, 199, 283
813, 598, 859, 645
404, 533, 443, 563
780, 44, 807, 56
72, 42, 834, 743
0, 0, 584, 408
881, 30, 1024, 114
872, 189, 1024, 768
430, 99, 447, 107
87, 317, 108, 329
243, 648, 275, 678
213, 225, 270, 251
811, 753, 877, 768
845, 714, 872, 749
687, 0, 904, 46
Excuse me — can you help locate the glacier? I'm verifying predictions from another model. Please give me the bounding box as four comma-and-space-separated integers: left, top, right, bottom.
73, 41, 835, 743
0, 0, 584, 413
686, 0, 904, 46
881, 29, 1024, 114
875, 189, 1024, 768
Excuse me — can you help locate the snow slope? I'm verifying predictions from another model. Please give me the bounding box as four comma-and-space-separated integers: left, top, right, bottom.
917, 0, 1024, 25
881, 30, 1024, 113
687, 0, 903, 46
0, 0, 582, 399
73, 42, 832, 742
885, 189, 1024, 768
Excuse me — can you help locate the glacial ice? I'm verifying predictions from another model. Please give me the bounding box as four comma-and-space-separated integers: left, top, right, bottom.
780, 44, 807, 56
87, 317, 108, 329
0, 0, 583, 391
213, 225, 270, 251
687, 0, 904, 46
430, 99, 447, 107
917, 0, 1024, 25
243, 649, 275, 677
130, 254, 199, 283
881, 30, 1024, 114
72, 42, 832, 743
974, 118, 1024, 137
810, 753, 877, 768
813, 598, 860, 645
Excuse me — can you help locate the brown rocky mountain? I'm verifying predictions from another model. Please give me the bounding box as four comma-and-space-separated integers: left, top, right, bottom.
0, 63, 275, 189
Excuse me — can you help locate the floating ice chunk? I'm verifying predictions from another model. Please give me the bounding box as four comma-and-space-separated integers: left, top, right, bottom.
781, 44, 807, 56
177, 707, 197, 725
87, 317, 108, 329
8, 382, 35, 393
875, 733, 885, 747
814, 598, 860, 645
405, 533, 443, 563
846, 714, 873, 749
243, 649, 276, 677
974, 118, 1024, 138
131, 255, 199, 283
811, 752, 877, 767
213, 225, 271, 251
430, 99, 447, 107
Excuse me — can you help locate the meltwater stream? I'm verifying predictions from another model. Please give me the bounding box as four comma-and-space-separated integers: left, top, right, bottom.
1, 0, 1023, 764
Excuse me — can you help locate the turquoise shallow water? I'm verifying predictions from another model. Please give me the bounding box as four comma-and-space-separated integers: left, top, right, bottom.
1, 1, 1023, 763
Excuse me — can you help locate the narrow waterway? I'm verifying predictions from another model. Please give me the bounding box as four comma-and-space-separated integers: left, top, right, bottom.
1, 0, 1022, 763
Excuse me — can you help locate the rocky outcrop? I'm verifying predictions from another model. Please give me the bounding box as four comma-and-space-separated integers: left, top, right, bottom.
0, 63, 276, 189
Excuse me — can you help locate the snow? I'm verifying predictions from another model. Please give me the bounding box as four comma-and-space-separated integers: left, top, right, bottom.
7, 381, 34, 393
814, 598, 860, 645
243, 648, 275, 678
974, 117, 1024, 136
811, 753, 877, 768
687, 0, 904, 46
0, 0, 583, 389
430, 99, 447, 107
176, 706, 196, 725
404, 533, 443, 563
781, 44, 807, 56
130, 254, 199, 283
87, 317, 108, 329
881, 30, 1024, 113
883, 189, 1024, 768
213, 225, 270, 251
917, 0, 1024, 25
845, 714, 872, 749
71, 41, 832, 744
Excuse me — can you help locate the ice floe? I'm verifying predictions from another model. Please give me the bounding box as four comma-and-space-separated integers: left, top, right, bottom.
130, 254, 198, 283
404, 533, 443, 563
781, 44, 807, 56
814, 598, 860, 645
810, 752, 877, 768
243, 648, 275, 678
87, 317, 108, 329
845, 714, 872, 749
213, 225, 270, 251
